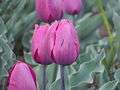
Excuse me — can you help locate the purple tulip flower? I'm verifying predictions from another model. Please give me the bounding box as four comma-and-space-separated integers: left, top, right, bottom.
36, 0, 63, 23
8, 61, 37, 90
31, 24, 53, 65
48, 19, 80, 65
63, 0, 83, 15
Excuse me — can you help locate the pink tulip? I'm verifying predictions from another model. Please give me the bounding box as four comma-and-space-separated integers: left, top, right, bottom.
8, 61, 37, 90
63, 0, 82, 15
48, 19, 80, 65
36, 0, 63, 23
31, 24, 53, 65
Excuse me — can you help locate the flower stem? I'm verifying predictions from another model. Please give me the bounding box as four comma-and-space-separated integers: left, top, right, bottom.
96, 0, 113, 43
60, 65, 65, 90
96, 0, 115, 81
1, 78, 7, 90
42, 65, 47, 90
52, 64, 58, 83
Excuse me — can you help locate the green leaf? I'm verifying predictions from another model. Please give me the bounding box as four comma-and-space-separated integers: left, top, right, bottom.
6, 0, 28, 31
114, 69, 120, 81
24, 52, 38, 66
49, 66, 70, 90
7, 11, 36, 40
0, 18, 16, 78
71, 82, 91, 90
98, 81, 118, 90
0, 57, 8, 78
99, 71, 109, 86
34, 64, 59, 90
49, 79, 61, 90
47, 64, 58, 84
34, 65, 41, 90
85, 0, 96, 12
113, 11, 120, 33
108, 0, 120, 15
102, 46, 116, 71
73, 45, 98, 71
22, 28, 33, 51
70, 48, 105, 86
0, 17, 7, 36
1, 0, 21, 22
0, 35, 16, 90
0, 36, 16, 72
76, 13, 102, 39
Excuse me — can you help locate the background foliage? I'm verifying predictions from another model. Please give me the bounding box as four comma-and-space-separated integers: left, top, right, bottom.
0, 0, 120, 90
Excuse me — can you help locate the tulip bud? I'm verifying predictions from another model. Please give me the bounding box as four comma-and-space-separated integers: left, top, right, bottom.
63, 0, 83, 15
36, 0, 63, 23
48, 19, 80, 65
31, 24, 53, 65
8, 61, 37, 90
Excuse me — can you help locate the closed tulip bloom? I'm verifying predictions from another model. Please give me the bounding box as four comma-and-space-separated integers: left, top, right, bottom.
36, 0, 63, 23
48, 19, 80, 65
63, 0, 82, 15
8, 61, 37, 90
31, 24, 53, 65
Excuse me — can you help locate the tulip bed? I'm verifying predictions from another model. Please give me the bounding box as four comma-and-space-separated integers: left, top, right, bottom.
0, 0, 120, 90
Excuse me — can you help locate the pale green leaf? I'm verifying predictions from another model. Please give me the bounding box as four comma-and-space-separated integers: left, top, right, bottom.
99, 81, 118, 90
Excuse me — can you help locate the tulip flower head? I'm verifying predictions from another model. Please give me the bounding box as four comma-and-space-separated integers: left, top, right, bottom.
63, 0, 83, 15
8, 61, 37, 90
31, 24, 53, 65
36, 0, 63, 23
48, 19, 80, 65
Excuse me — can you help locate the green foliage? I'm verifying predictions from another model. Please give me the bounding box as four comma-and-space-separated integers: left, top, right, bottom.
1, 0, 120, 90
49, 67, 70, 90
0, 17, 16, 90
70, 46, 105, 88
99, 81, 118, 90
76, 13, 102, 39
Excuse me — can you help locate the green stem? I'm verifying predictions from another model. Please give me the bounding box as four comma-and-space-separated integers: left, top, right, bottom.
60, 65, 65, 90
52, 64, 58, 83
96, 0, 113, 43
107, 71, 113, 81
1, 78, 7, 90
42, 65, 47, 90
97, 0, 114, 81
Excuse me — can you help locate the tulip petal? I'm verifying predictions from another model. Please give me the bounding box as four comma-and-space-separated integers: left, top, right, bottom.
64, 0, 82, 15
46, 21, 59, 61
48, 0, 63, 21
8, 61, 36, 90
36, 0, 50, 21
32, 24, 49, 60
36, 0, 63, 22
31, 24, 53, 64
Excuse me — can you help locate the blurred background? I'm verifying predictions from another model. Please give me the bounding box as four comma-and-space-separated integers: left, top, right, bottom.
0, 0, 120, 90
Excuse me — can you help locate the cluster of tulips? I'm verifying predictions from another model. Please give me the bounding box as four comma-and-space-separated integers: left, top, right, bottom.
8, 0, 83, 90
